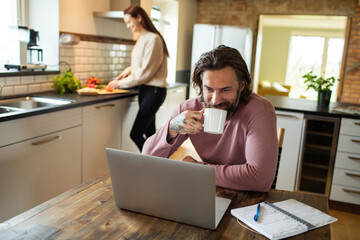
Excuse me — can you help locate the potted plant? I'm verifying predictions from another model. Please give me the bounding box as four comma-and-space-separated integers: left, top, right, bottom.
53, 71, 81, 94
302, 71, 339, 106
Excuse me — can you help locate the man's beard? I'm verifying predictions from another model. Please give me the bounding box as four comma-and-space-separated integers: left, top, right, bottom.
201, 91, 241, 119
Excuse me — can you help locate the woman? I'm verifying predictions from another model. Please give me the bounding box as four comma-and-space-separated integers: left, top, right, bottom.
107, 5, 168, 151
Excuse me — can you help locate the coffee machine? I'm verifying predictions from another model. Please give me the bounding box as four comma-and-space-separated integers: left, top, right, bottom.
5, 27, 46, 71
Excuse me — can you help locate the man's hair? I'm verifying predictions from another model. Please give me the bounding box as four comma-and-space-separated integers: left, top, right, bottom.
192, 45, 252, 104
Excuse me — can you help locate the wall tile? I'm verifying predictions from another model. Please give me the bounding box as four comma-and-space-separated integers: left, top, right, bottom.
41, 83, 53, 92
77, 41, 89, 48
35, 75, 48, 83
14, 85, 28, 95
21, 76, 35, 84
1, 86, 14, 96
5, 76, 21, 85
28, 84, 42, 93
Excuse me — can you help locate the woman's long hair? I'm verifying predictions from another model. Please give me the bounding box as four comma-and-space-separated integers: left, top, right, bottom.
125, 5, 169, 57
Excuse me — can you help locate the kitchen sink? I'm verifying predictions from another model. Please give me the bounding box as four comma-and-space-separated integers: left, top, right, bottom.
0, 106, 21, 114
0, 96, 74, 115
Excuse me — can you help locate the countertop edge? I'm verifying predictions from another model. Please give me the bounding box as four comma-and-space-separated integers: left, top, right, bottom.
0, 83, 188, 123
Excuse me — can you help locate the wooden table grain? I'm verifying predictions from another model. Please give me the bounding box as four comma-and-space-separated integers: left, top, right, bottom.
0, 174, 331, 239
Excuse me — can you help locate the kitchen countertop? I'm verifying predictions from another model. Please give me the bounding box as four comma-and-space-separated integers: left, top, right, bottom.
265, 95, 360, 119
0, 83, 187, 123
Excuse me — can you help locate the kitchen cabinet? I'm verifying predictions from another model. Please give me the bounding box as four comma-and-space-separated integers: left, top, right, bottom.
274, 110, 305, 191
297, 115, 339, 196
82, 100, 122, 182
121, 96, 140, 153
330, 118, 360, 205
156, 85, 186, 129
121, 85, 187, 153
0, 109, 82, 222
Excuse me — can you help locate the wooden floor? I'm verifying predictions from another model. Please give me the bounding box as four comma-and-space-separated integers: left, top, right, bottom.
170, 139, 360, 240
329, 209, 360, 240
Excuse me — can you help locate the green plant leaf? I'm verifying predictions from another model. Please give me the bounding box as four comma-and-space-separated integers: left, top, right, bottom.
53, 71, 81, 94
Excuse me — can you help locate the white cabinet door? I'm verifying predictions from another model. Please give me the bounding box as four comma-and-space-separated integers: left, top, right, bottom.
120, 96, 140, 153
0, 126, 82, 222
156, 86, 186, 129
82, 100, 122, 182
275, 111, 305, 191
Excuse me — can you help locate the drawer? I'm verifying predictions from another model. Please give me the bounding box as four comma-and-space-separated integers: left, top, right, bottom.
330, 184, 360, 205
335, 152, 360, 171
0, 108, 82, 147
337, 135, 360, 154
332, 168, 360, 188
82, 100, 121, 116
340, 118, 360, 136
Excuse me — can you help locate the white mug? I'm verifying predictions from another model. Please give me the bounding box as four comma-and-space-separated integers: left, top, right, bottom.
203, 108, 227, 134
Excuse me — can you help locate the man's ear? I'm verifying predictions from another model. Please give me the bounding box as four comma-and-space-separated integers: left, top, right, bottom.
240, 82, 245, 92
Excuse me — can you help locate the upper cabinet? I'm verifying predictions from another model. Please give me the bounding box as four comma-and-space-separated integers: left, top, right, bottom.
0, 0, 59, 76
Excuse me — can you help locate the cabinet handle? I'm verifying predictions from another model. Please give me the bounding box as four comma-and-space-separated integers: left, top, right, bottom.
276, 113, 298, 119
345, 172, 360, 178
96, 104, 115, 110
348, 156, 360, 161
32, 136, 61, 146
354, 122, 360, 126
351, 139, 360, 144
343, 189, 360, 195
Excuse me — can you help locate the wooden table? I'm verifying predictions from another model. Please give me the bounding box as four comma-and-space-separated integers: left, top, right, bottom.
0, 174, 331, 239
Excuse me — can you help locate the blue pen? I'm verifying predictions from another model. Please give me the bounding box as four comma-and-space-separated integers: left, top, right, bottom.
254, 203, 260, 222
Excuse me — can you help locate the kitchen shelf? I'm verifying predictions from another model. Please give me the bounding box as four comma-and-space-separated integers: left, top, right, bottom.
307, 130, 333, 137
305, 144, 332, 151
302, 176, 327, 183
303, 162, 329, 170
297, 115, 340, 196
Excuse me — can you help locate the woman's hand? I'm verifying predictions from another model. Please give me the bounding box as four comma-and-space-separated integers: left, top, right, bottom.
106, 79, 120, 91
116, 67, 131, 80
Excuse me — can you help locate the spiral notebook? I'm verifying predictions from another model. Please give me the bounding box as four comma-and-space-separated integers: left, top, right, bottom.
231, 199, 337, 240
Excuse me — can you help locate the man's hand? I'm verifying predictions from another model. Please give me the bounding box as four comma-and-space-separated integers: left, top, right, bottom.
182, 155, 198, 163
167, 109, 204, 142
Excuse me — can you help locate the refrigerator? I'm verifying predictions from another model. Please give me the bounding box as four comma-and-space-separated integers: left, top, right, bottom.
189, 24, 253, 98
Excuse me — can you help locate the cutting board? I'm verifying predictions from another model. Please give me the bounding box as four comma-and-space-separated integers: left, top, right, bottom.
77, 88, 129, 96
97, 89, 129, 95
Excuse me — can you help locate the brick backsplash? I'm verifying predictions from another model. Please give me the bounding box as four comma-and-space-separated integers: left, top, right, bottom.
0, 40, 133, 97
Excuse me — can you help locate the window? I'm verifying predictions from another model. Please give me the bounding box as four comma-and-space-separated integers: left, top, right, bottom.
0, 0, 20, 70
285, 33, 344, 101
151, 6, 161, 31
150, 1, 178, 84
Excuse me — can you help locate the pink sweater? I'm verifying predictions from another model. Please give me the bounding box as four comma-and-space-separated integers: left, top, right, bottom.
142, 93, 278, 192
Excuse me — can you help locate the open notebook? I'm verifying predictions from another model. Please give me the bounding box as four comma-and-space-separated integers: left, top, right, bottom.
231, 199, 337, 240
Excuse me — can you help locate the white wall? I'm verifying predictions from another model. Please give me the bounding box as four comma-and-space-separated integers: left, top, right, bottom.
59, 0, 132, 39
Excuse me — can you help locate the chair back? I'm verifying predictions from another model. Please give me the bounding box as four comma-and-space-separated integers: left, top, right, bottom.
271, 128, 285, 189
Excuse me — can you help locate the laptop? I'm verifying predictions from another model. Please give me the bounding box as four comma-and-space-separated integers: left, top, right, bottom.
106, 148, 232, 230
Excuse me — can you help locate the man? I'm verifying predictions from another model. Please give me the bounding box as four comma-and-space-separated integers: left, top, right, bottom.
142, 45, 278, 192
